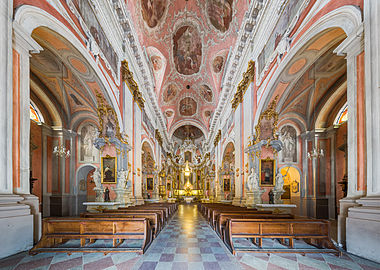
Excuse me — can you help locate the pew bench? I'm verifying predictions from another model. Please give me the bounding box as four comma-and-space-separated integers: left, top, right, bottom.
30, 217, 153, 255
224, 218, 340, 256
217, 213, 293, 239
81, 212, 161, 237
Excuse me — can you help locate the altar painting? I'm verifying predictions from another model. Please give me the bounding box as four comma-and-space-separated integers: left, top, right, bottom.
260, 158, 275, 186
147, 177, 154, 190
101, 156, 117, 184
223, 177, 231, 192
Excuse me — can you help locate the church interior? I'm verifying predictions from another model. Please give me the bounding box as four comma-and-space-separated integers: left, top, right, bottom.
1, 0, 380, 269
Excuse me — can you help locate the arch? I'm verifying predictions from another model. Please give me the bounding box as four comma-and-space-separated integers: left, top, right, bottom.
14, 5, 123, 130
74, 164, 97, 215
254, 5, 362, 126
141, 138, 156, 159
169, 120, 208, 140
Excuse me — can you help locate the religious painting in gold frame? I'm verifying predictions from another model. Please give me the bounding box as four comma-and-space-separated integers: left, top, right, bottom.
146, 177, 154, 190
223, 177, 231, 192
101, 155, 117, 184
259, 158, 276, 187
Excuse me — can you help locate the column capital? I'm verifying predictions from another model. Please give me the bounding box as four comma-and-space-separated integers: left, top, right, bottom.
334, 23, 364, 57
12, 22, 42, 54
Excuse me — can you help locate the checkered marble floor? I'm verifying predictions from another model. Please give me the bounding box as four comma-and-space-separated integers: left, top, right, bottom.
1, 204, 380, 270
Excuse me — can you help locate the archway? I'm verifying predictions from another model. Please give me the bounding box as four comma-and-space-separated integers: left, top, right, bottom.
220, 142, 235, 201
141, 141, 156, 200
75, 164, 97, 215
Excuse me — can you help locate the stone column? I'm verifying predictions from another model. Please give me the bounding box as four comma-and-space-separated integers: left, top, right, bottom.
344, 1, 380, 263
334, 24, 364, 248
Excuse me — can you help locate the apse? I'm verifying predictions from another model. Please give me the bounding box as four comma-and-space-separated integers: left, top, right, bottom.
172, 125, 205, 142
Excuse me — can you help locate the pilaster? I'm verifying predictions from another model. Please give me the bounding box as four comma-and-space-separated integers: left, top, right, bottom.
334, 23, 364, 248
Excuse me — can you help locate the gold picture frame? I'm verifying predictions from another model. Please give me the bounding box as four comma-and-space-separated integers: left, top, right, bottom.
101, 155, 117, 184
259, 158, 276, 187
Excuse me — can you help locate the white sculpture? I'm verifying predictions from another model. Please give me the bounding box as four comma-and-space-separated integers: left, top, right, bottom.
275, 171, 284, 191
92, 168, 102, 189
247, 168, 260, 191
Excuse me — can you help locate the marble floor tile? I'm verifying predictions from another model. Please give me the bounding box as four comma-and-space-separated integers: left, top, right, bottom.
1, 204, 380, 270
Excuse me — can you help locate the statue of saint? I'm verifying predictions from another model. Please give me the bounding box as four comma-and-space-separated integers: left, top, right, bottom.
92, 168, 102, 189
275, 171, 284, 192
247, 167, 259, 191
268, 189, 274, 204
104, 187, 110, 202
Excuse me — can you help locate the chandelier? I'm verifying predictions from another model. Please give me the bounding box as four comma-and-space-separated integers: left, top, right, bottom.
307, 147, 324, 159
53, 145, 70, 158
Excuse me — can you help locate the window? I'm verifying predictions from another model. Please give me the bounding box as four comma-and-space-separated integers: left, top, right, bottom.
30, 102, 44, 123
334, 103, 347, 125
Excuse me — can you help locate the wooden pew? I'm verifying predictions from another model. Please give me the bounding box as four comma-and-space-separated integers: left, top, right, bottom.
119, 206, 170, 220
210, 210, 272, 229
81, 212, 161, 237
30, 217, 153, 255
216, 213, 293, 239
104, 209, 165, 226
224, 218, 340, 256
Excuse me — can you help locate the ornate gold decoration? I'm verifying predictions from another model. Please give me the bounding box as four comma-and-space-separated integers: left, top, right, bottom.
155, 129, 163, 147
214, 130, 222, 147
96, 93, 129, 145
122, 60, 145, 109
254, 95, 279, 145
231, 60, 255, 110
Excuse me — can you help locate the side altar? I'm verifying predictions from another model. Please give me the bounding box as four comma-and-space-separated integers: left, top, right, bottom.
244, 97, 296, 210
83, 93, 134, 212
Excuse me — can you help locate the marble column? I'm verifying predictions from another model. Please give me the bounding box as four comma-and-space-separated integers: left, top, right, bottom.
344, 0, 380, 263
334, 23, 364, 248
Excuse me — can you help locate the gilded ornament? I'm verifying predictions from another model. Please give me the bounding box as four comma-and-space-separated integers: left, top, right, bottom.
254, 95, 279, 145
122, 60, 145, 109
231, 60, 255, 110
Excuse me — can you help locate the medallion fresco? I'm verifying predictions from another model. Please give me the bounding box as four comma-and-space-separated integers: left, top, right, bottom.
200, 84, 213, 102
207, 0, 233, 32
141, 0, 167, 28
163, 83, 178, 103
212, 55, 224, 73
179, 97, 197, 116
173, 25, 202, 75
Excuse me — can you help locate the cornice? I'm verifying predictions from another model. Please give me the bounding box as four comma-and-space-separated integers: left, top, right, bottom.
205, 0, 265, 151
111, 0, 172, 152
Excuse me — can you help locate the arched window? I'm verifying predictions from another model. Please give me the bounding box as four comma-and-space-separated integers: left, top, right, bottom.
334, 103, 348, 126
30, 101, 44, 123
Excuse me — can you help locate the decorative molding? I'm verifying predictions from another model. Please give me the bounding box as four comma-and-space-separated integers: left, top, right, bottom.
122, 60, 145, 109
253, 95, 279, 145
95, 92, 128, 145
214, 130, 222, 147
155, 129, 163, 147
231, 60, 255, 110
205, 0, 265, 150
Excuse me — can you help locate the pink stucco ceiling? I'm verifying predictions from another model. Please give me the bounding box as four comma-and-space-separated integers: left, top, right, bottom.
126, 0, 249, 134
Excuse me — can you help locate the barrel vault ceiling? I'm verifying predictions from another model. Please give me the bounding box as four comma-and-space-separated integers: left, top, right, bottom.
126, 0, 250, 138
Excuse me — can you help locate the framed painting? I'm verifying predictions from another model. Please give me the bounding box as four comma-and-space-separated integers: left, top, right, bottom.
167, 182, 171, 191
147, 177, 154, 191
101, 155, 117, 184
259, 158, 276, 186
223, 177, 231, 192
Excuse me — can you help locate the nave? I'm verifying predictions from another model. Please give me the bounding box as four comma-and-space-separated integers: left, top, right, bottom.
1, 204, 380, 270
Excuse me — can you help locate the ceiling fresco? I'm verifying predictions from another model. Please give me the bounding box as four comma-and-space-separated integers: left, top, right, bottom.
126, 0, 249, 137
173, 125, 204, 140
30, 27, 104, 129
